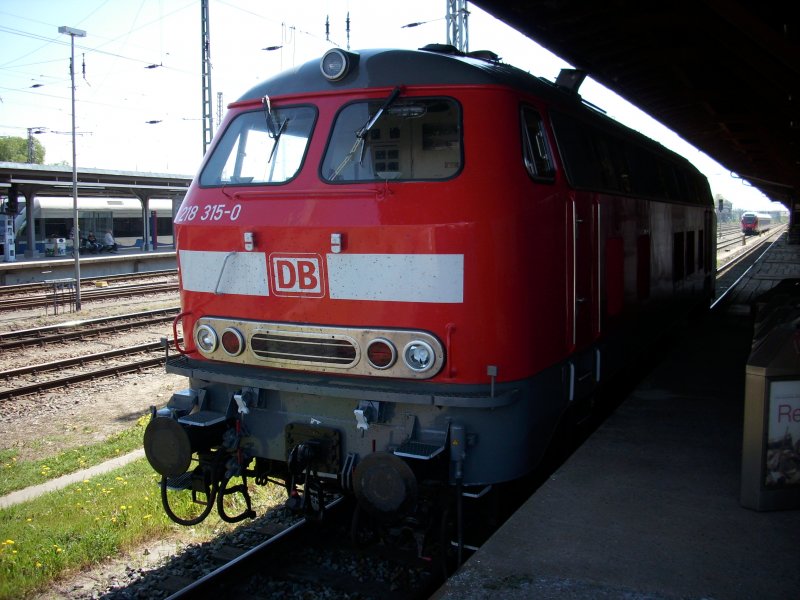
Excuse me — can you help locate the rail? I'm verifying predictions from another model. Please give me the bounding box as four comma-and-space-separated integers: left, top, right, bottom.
0, 307, 179, 351
165, 496, 345, 599
712, 227, 786, 310
0, 281, 178, 312
0, 339, 181, 401
0, 269, 178, 296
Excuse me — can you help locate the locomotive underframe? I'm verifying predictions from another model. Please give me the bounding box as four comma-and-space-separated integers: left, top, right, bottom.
162, 353, 569, 487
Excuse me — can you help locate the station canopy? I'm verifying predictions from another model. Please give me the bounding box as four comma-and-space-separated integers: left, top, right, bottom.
473, 1, 799, 206
0, 162, 190, 201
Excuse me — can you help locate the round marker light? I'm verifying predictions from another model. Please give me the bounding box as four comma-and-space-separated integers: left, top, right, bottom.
403, 340, 435, 372
221, 328, 245, 357
320, 48, 351, 81
366, 338, 396, 369
195, 325, 218, 354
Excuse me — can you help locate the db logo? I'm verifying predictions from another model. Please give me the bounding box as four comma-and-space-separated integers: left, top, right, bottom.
270, 253, 325, 297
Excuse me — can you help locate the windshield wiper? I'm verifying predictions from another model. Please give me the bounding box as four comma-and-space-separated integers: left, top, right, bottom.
332, 86, 401, 179
261, 94, 289, 163
267, 117, 288, 163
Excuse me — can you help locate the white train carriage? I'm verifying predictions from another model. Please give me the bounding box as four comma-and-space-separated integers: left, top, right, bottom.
13, 197, 175, 250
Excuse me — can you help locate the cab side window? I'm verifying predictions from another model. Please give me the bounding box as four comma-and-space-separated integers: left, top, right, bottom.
521, 107, 555, 181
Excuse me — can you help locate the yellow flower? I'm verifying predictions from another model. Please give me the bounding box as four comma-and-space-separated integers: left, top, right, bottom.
3, 540, 14, 545
143, 514, 152, 520
36, 562, 42, 568
120, 505, 127, 510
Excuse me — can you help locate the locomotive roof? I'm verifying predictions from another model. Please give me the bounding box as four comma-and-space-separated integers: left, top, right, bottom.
237, 45, 705, 179
238, 45, 570, 104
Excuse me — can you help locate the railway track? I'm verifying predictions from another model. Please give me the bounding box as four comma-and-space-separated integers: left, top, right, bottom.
126, 494, 439, 600
0, 306, 184, 400
0, 269, 178, 297
716, 224, 786, 280
0, 280, 179, 312
717, 222, 746, 252
0, 339, 179, 401
164, 498, 345, 599
712, 230, 787, 309
0, 307, 179, 351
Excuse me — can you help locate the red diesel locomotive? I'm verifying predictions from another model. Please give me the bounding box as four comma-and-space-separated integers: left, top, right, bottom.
144, 45, 715, 536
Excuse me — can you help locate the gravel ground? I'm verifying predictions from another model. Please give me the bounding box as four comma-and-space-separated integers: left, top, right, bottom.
0, 291, 202, 598
0, 293, 184, 461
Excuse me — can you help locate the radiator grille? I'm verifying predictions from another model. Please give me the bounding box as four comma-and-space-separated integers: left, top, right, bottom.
251, 332, 358, 367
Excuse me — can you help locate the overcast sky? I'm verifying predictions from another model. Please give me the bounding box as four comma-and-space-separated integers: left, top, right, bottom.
0, 0, 785, 212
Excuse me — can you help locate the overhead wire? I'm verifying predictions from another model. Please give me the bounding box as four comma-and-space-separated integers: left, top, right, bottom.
0, 0, 401, 169
0, 0, 197, 75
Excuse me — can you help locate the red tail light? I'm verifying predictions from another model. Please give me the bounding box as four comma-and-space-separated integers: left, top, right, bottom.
366, 338, 396, 369
221, 328, 245, 356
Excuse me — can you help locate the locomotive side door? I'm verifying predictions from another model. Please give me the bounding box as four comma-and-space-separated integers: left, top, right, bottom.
571, 193, 598, 350
567, 191, 600, 403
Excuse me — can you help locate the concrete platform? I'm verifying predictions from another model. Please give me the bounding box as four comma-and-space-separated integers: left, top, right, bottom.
435, 235, 800, 599
0, 246, 176, 285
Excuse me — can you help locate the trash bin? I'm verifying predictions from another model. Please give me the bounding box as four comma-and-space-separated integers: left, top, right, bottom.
45, 238, 67, 256
740, 281, 800, 511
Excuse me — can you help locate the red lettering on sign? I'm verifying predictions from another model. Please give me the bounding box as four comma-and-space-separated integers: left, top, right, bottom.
276, 260, 296, 289
777, 404, 800, 423
298, 260, 318, 290
269, 254, 324, 297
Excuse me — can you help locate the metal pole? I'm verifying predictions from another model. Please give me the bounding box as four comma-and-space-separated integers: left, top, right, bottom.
201, 0, 213, 155
446, 0, 469, 52
27, 128, 34, 163
59, 26, 86, 311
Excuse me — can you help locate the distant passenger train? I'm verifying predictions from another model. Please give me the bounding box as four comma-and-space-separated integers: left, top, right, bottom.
143, 44, 715, 555
13, 197, 174, 242
741, 211, 772, 235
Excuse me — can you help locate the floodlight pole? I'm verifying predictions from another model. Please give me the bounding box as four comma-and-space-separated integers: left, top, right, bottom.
59, 25, 86, 311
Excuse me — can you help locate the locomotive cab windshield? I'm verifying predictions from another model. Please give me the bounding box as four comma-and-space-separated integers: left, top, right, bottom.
322, 96, 462, 182
200, 105, 317, 186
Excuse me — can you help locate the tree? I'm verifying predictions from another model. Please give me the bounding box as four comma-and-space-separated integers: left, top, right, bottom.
0, 136, 46, 164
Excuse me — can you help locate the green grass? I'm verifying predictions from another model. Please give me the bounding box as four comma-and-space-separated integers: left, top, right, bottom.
0, 415, 150, 497
0, 458, 284, 599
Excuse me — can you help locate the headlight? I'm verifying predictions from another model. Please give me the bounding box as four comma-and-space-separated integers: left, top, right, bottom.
195, 324, 218, 353
403, 340, 435, 372
320, 48, 357, 81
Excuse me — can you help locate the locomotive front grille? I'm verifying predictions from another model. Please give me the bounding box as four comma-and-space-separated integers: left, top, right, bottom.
251, 333, 358, 366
